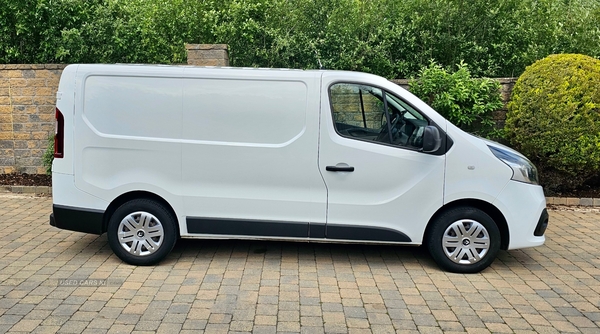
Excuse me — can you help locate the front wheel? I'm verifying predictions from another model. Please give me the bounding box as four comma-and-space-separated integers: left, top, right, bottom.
107, 199, 178, 265
427, 207, 500, 273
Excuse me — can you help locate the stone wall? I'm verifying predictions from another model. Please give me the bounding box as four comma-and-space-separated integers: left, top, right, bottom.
0, 52, 516, 175
0, 64, 66, 174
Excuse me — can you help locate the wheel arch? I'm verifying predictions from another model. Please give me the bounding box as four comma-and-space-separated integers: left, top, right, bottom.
425, 199, 509, 250
102, 191, 180, 237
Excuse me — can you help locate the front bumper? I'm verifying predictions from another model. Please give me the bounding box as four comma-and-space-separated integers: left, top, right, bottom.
493, 180, 547, 250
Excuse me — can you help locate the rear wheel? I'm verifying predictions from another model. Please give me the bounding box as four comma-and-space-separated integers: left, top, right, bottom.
427, 206, 500, 273
107, 199, 177, 265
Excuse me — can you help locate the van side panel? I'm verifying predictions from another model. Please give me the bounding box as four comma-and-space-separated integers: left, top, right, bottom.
77, 75, 182, 192
180, 70, 327, 235
73, 69, 184, 223
182, 78, 306, 144
81, 75, 182, 139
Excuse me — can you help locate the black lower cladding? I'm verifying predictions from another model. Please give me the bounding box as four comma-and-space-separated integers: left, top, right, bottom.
534, 208, 549, 237
309, 223, 326, 238
187, 217, 309, 238
50, 205, 104, 235
186, 217, 411, 243
327, 224, 411, 242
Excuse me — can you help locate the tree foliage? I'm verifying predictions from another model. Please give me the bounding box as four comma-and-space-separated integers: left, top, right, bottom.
1, 0, 599, 78
410, 62, 503, 138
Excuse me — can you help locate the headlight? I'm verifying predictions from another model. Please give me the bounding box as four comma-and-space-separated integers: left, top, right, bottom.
488, 145, 539, 185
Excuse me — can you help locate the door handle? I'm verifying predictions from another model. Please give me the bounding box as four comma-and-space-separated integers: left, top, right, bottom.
326, 166, 355, 172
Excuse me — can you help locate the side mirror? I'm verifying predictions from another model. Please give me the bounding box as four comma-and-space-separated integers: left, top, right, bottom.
422, 126, 442, 153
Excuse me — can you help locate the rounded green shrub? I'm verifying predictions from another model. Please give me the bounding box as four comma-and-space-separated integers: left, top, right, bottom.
505, 54, 600, 192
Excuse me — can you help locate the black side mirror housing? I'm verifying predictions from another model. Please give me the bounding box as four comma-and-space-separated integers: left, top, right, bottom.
422, 126, 442, 153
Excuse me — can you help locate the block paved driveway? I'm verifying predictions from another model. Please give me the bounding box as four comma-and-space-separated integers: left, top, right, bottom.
1, 194, 599, 333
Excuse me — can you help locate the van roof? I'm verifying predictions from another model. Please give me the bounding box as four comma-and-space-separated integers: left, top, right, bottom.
105, 63, 319, 71
68, 63, 373, 76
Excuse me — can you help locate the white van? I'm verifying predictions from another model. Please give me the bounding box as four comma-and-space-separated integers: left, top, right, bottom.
50, 64, 548, 273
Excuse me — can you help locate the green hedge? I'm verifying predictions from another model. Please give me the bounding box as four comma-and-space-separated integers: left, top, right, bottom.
409, 62, 503, 139
1, 0, 600, 78
505, 54, 600, 192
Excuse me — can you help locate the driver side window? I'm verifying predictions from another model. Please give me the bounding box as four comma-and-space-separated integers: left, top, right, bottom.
329, 83, 428, 149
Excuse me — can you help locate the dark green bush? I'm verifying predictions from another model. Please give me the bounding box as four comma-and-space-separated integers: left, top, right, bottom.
409, 62, 503, 138
505, 54, 600, 192
42, 135, 53, 175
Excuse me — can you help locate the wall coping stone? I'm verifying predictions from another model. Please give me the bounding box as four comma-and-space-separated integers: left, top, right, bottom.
0, 64, 68, 70
496, 77, 518, 84
185, 44, 228, 51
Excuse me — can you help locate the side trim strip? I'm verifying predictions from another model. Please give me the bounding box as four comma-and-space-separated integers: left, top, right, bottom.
327, 224, 411, 243
186, 217, 309, 238
186, 217, 411, 243
51, 205, 104, 235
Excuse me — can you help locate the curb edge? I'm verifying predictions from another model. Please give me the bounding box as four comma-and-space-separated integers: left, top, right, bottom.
1, 185, 52, 195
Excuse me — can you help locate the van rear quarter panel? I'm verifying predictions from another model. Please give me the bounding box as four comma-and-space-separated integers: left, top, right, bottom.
74, 66, 185, 220
52, 64, 78, 177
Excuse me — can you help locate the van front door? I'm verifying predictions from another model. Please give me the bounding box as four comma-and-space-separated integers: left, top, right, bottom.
318, 77, 445, 244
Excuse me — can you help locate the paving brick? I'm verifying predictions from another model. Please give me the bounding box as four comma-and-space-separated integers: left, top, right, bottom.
40, 315, 69, 326
7, 303, 35, 316
156, 322, 182, 333
10, 318, 42, 331
300, 316, 323, 327
182, 319, 207, 330
252, 325, 277, 334
277, 321, 301, 332
58, 320, 89, 333
107, 324, 134, 333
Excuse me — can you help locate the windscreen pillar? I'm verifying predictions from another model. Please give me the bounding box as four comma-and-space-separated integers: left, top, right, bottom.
185, 44, 229, 66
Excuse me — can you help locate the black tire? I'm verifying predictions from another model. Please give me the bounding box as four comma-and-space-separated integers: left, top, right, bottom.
427, 206, 500, 273
107, 199, 178, 265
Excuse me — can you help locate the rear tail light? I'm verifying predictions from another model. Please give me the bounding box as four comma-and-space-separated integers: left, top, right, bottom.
54, 108, 64, 158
